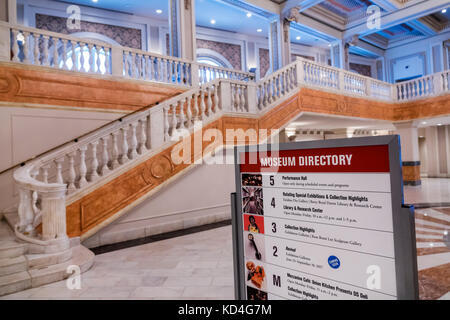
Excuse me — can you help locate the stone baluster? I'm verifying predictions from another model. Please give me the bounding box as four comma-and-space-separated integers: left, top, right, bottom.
257, 84, 262, 109
41, 165, 50, 184
240, 86, 246, 111
186, 95, 192, 128
267, 80, 272, 104
206, 87, 213, 116
100, 136, 110, 175
174, 61, 180, 84
105, 48, 111, 74
61, 39, 68, 70
138, 117, 147, 154
213, 84, 219, 111
78, 146, 88, 187
234, 84, 239, 111
71, 41, 77, 71
179, 99, 186, 129
43, 36, 50, 66
11, 30, 20, 62
199, 89, 205, 119
87, 43, 95, 72
124, 52, 130, 76
33, 33, 40, 65
230, 84, 235, 110
22, 32, 30, 64
171, 103, 178, 136
130, 52, 136, 78
111, 131, 120, 169
54, 35, 63, 66
193, 92, 199, 119
67, 152, 77, 193
163, 106, 170, 141
129, 122, 138, 159
155, 57, 161, 81
79, 43, 85, 71
121, 126, 129, 163
96, 46, 102, 74
89, 141, 99, 181
54, 158, 64, 184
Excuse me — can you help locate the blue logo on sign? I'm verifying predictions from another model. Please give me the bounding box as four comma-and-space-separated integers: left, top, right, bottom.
328, 256, 340, 269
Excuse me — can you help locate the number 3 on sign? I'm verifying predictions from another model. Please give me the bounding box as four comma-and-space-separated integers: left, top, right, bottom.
272, 222, 277, 233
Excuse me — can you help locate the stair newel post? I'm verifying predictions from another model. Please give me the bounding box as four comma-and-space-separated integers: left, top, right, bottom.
40, 185, 68, 241
246, 82, 257, 114
219, 81, 231, 112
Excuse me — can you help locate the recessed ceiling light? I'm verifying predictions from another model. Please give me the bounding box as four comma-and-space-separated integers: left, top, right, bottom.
438, 123, 442, 126
92, 0, 98, 3
156, 9, 162, 14
210, 19, 216, 24
257, 28, 262, 32
328, 44, 332, 47
442, 9, 447, 13
296, 36, 301, 40
247, 13, 252, 18
422, 121, 427, 124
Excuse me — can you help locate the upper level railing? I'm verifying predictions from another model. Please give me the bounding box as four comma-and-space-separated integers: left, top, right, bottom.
2, 21, 449, 103
2, 22, 254, 88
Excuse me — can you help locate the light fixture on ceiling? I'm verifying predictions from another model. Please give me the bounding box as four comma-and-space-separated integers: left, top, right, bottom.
92, 0, 98, 3
257, 28, 262, 32
328, 43, 332, 47
422, 121, 427, 124
442, 8, 447, 13
210, 19, 216, 24
156, 9, 162, 14
246, 13, 252, 18
296, 36, 301, 40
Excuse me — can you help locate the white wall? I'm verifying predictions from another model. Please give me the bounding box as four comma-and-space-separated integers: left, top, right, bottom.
385, 32, 450, 82
82, 162, 236, 248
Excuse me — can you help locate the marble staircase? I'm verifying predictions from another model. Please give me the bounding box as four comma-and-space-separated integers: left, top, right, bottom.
0, 216, 94, 296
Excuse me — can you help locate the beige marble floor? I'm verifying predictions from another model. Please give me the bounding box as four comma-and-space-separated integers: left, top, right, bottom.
404, 178, 450, 205
1, 178, 449, 300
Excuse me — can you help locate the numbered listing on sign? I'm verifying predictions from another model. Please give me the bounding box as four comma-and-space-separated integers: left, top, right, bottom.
239, 145, 398, 300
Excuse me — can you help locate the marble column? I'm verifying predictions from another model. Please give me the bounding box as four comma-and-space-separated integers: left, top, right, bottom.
0, 0, 16, 23
394, 121, 421, 186
330, 43, 340, 68
281, 19, 292, 66
168, 0, 196, 60
268, 18, 283, 73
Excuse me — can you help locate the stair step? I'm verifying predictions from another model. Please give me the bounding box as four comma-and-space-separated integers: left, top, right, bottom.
0, 271, 31, 296
0, 255, 27, 277
27, 248, 72, 269
29, 245, 94, 288
0, 240, 27, 259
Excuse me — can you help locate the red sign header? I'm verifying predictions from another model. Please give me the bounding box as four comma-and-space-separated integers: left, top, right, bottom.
239, 145, 390, 173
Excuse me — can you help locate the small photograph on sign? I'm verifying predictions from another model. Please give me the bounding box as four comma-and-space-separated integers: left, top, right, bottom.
244, 231, 265, 262
246, 260, 267, 291
243, 214, 265, 234
242, 173, 263, 187
242, 187, 264, 215
247, 286, 268, 300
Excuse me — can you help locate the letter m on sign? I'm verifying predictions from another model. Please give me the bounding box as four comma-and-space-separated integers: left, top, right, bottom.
273, 274, 281, 287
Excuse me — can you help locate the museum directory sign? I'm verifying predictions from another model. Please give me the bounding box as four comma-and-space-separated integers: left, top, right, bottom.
231, 135, 418, 300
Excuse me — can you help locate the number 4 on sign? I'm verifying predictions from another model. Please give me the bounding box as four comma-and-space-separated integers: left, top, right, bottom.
366, 265, 381, 290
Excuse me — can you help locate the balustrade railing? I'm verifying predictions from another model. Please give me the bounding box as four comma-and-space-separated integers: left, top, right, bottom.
9, 24, 112, 75
395, 75, 434, 101
123, 48, 192, 86
197, 63, 254, 84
